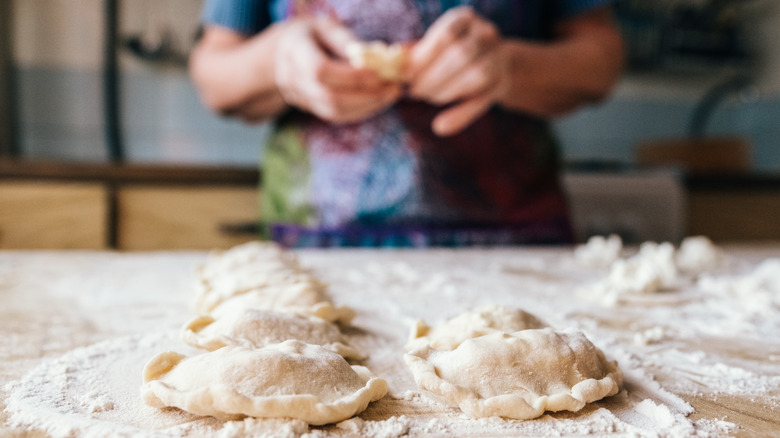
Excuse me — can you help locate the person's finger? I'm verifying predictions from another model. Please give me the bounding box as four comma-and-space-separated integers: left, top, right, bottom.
405, 7, 475, 81
409, 45, 469, 102
279, 20, 385, 92
427, 56, 496, 104
408, 14, 500, 102
311, 85, 402, 123
314, 59, 386, 90
312, 18, 363, 59
431, 93, 493, 136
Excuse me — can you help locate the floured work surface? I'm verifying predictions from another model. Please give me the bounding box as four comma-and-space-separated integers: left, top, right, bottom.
1, 245, 779, 437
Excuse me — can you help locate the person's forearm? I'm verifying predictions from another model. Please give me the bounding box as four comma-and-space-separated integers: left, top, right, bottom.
498, 15, 624, 118
189, 24, 289, 121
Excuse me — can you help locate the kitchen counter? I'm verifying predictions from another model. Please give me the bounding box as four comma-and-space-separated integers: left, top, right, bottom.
1, 246, 779, 436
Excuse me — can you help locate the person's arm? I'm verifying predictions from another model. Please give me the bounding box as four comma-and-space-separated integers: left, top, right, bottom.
189, 23, 287, 123
189, 18, 403, 124
501, 7, 625, 117
404, 6, 624, 136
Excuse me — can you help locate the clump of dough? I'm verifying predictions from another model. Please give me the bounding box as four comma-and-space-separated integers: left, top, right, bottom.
578, 236, 724, 305
676, 236, 722, 274
346, 41, 405, 81
404, 328, 623, 420
583, 242, 677, 303
182, 308, 364, 360
141, 341, 387, 425
574, 234, 623, 268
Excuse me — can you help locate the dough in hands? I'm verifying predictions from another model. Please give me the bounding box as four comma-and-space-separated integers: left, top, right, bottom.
182, 308, 365, 360
141, 341, 387, 425
346, 41, 405, 81
404, 328, 623, 420
407, 304, 547, 351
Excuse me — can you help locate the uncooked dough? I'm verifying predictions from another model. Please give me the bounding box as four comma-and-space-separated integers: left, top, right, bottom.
193, 241, 326, 314
207, 282, 324, 315
406, 304, 547, 351
404, 328, 623, 419
345, 41, 405, 81
676, 235, 722, 274
579, 236, 724, 305
574, 234, 623, 268
192, 241, 354, 323
210, 288, 355, 325
181, 308, 364, 360
141, 341, 387, 425
579, 241, 679, 305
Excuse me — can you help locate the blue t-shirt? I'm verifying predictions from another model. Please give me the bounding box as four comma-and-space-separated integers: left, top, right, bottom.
201, 0, 614, 247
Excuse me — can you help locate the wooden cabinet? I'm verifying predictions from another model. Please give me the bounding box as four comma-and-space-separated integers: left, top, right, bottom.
117, 185, 259, 250
685, 174, 780, 243
688, 192, 780, 242
0, 161, 260, 250
0, 181, 108, 249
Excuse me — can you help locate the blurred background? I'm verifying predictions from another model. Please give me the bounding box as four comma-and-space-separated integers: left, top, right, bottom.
1, 0, 779, 250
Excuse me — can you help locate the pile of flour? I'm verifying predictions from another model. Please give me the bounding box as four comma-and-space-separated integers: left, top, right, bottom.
4, 244, 778, 437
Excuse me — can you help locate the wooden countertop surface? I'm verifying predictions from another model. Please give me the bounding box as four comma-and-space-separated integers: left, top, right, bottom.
1, 247, 778, 437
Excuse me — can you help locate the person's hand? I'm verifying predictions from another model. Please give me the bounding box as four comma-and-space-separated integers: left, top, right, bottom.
274, 18, 402, 123
405, 7, 510, 136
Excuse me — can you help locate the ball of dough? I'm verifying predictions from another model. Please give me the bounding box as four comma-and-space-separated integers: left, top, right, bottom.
404, 328, 623, 419
141, 341, 387, 425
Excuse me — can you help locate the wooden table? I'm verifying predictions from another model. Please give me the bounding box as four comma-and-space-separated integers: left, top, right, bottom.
1, 247, 779, 437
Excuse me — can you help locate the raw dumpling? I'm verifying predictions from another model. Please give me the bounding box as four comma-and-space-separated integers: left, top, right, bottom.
199, 241, 301, 276
193, 241, 327, 314
210, 287, 355, 325
209, 282, 327, 315
404, 328, 623, 420
195, 269, 325, 315
141, 341, 387, 425
407, 305, 547, 351
182, 308, 365, 360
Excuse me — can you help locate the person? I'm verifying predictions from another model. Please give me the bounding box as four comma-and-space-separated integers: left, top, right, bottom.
190, 1, 625, 247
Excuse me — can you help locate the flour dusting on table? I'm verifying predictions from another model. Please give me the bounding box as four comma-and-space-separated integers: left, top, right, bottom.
3, 245, 779, 436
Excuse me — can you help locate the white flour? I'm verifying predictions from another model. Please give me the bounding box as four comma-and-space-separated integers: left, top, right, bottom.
3, 246, 778, 437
